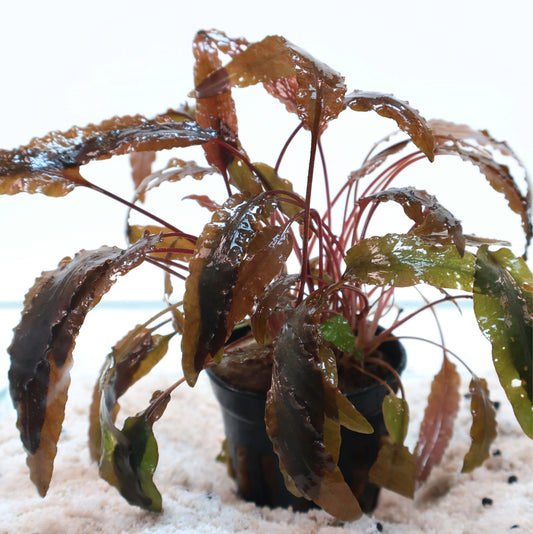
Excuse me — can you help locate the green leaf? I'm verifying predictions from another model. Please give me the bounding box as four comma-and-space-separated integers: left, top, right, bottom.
96, 329, 173, 511
344, 233, 475, 290
319, 315, 359, 359
383, 393, 410, 445
473, 246, 533, 438
368, 436, 415, 498
461, 378, 498, 473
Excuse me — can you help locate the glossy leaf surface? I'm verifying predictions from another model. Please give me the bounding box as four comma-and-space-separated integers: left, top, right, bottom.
363, 187, 465, 256
344, 233, 475, 290
461, 378, 498, 473
473, 246, 533, 437
89, 325, 174, 462
8, 234, 160, 496
345, 90, 435, 161
265, 304, 372, 521
0, 113, 214, 196
431, 120, 532, 250
414, 356, 461, 485
182, 193, 281, 386
319, 315, 357, 358
96, 328, 173, 511
195, 34, 347, 131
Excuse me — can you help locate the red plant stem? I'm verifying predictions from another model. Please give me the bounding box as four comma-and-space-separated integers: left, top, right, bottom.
318, 137, 332, 227
78, 177, 197, 242
275, 121, 305, 172
145, 256, 187, 280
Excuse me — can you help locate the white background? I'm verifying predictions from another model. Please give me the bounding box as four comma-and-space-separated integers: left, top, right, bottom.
0, 0, 532, 385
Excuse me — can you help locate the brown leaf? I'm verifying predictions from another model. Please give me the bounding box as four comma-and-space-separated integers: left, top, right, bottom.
345, 90, 435, 161
265, 304, 367, 520
8, 234, 160, 496
414, 356, 461, 486
461, 377, 498, 473
130, 151, 156, 198
369, 436, 415, 498
0, 113, 214, 196
195, 34, 347, 131
430, 119, 532, 251
181, 193, 277, 386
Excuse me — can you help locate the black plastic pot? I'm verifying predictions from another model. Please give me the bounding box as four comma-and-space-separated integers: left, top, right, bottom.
207, 334, 406, 513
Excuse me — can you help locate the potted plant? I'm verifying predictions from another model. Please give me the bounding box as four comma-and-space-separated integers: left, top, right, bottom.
1, 30, 531, 522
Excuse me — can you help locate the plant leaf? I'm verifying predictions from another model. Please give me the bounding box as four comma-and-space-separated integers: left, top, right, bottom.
344, 233, 475, 290
414, 356, 461, 486
368, 436, 415, 498
473, 246, 533, 437
193, 30, 263, 195
461, 377, 498, 473
128, 224, 195, 261
251, 273, 299, 345
362, 187, 465, 256
89, 326, 174, 462
383, 393, 410, 445
319, 315, 357, 358
96, 326, 173, 511
195, 34, 347, 131
7, 234, 160, 496
344, 90, 435, 161
430, 120, 532, 251
181, 193, 279, 386
265, 304, 370, 521
0, 113, 214, 196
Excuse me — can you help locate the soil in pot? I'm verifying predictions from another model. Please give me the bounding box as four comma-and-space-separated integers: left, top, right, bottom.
207, 330, 406, 513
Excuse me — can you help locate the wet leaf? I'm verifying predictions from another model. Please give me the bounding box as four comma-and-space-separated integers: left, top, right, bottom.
265, 304, 372, 521
368, 436, 415, 498
251, 274, 299, 345
8, 234, 160, 496
181, 193, 279, 386
362, 187, 465, 256
344, 233, 475, 290
414, 356, 461, 485
195, 34, 347, 131
461, 378, 498, 473
430, 120, 532, 251
130, 151, 156, 198
345, 91, 435, 161
96, 326, 173, 511
319, 315, 357, 358
193, 30, 262, 194
89, 325, 174, 462
226, 225, 293, 330
473, 246, 533, 437
0, 113, 214, 196
383, 393, 409, 445
128, 224, 195, 261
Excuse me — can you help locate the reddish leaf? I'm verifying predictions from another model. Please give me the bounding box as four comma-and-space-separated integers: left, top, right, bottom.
181, 193, 278, 385
430, 120, 532, 251
414, 356, 461, 486
195, 34, 347, 131
130, 151, 156, 199
461, 378, 498, 473
345, 90, 435, 161
8, 234, 160, 496
0, 113, 214, 196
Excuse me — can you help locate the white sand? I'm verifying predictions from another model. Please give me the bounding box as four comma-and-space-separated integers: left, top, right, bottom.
1, 371, 531, 534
